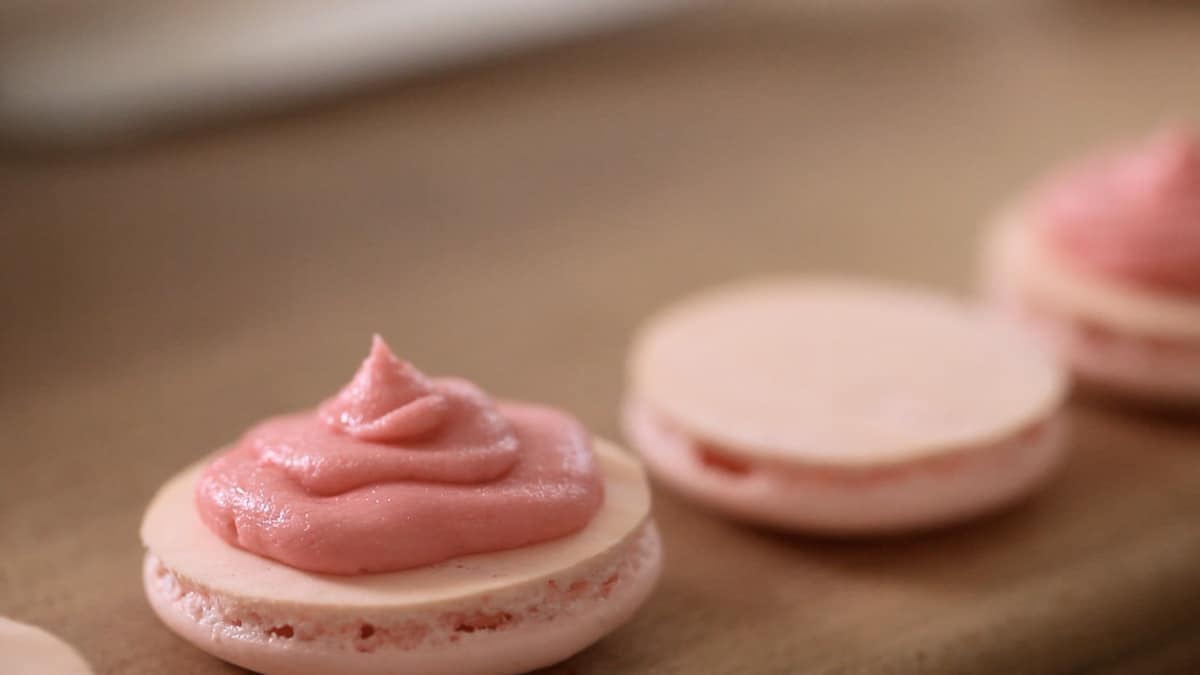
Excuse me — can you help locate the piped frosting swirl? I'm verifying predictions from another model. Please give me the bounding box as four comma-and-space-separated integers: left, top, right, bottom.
1033, 127, 1200, 295
195, 336, 603, 575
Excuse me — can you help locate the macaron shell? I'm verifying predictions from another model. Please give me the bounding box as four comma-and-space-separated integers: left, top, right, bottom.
0, 617, 93, 675
631, 278, 1066, 467
625, 398, 1068, 533
144, 524, 662, 675
984, 213, 1200, 340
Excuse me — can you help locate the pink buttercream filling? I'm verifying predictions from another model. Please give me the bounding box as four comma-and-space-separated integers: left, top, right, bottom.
1033, 127, 1200, 295
195, 336, 604, 575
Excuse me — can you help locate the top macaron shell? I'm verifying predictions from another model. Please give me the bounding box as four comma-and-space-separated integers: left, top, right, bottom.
630, 278, 1067, 467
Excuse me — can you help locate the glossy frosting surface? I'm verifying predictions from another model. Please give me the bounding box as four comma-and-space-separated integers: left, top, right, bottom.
195, 337, 603, 575
1034, 127, 1200, 294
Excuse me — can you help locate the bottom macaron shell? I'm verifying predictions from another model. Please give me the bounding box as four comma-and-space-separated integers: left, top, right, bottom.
624, 400, 1068, 533
144, 523, 661, 675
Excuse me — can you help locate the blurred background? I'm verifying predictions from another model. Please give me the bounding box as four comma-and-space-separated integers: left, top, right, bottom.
3, 1, 1200, 673
6, 0, 1200, 414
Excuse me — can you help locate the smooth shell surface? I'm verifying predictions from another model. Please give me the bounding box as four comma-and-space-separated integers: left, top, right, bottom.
631, 278, 1066, 466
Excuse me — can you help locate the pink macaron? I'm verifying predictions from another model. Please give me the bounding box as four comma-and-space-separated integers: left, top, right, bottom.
982, 127, 1200, 405
142, 337, 661, 675
0, 617, 93, 675
624, 278, 1069, 533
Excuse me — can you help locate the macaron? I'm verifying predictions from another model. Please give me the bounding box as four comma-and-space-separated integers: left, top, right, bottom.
624, 278, 1069, 533
142, 337, 660, 675
0, 616, 93, 675
982, 127, 1200, 405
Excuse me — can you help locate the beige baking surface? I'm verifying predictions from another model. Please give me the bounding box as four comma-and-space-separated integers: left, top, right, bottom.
3, 2, 1200, 674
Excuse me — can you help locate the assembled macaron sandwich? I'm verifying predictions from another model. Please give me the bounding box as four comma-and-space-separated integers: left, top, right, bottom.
624, 278, 1069, 533
141, 336, 661, 675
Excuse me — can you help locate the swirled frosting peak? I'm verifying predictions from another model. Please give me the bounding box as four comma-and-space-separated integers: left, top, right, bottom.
1034, 126, 1200, 295
194, 336, 603, 575
317, 334, 454, 442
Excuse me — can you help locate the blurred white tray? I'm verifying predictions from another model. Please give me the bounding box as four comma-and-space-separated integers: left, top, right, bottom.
0, 0, 692, 141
